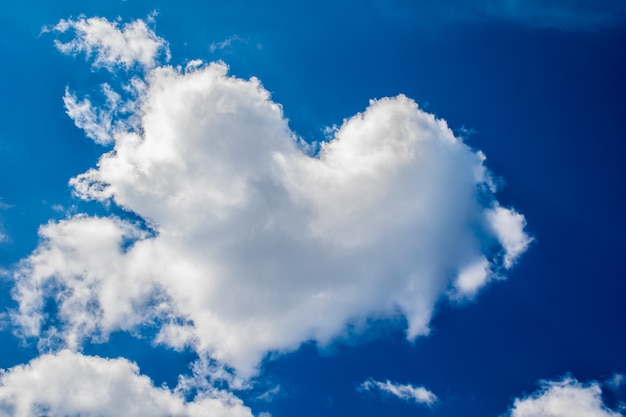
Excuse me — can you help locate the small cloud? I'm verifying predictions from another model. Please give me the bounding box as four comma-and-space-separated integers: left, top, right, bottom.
506, 375, 622, 417
49, 15, 169, 71
486, 204, 533, 269
185, 59, 205, 72
359, 379, 438, 407
209, 35, 247, 53
51, 204, 66, 213
450, 256, 491, 300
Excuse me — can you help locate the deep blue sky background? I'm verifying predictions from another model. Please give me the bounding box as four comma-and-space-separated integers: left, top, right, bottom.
1, 1, 625, 416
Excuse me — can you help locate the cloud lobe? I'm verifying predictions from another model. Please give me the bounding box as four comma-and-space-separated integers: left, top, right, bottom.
507, 376, 623, 417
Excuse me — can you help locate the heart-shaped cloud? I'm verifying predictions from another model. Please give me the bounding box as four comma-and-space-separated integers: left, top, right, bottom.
14, 18, 531, 378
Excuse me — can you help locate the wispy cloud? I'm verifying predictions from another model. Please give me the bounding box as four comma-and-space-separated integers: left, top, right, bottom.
209, 35, 248, 53
256, 385, 282, 402
359, 379, 438, 407
63, 84, 118, 145
606, 373, 625, 391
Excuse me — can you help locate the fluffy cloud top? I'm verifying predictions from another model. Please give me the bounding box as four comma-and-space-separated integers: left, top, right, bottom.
359, 379, 437, 406
52, 16, 169, 70
507, 376, 622, 417
0, 351, 252, 417
13, 18, 531, 377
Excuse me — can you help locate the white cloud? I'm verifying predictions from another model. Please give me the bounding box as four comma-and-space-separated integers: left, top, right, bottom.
0, 350, 253, 417
12, 215, 153, 349
51, 16, 169, 71
451, 256, 491, 299
63, 85, 119, 145
13, 18, 531, 378
486, 204, 533, 268
507, 376, 622, 417
359, 379, 438, 406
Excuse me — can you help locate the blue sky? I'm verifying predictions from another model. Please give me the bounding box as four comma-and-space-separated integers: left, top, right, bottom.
0, 1, 625, 416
